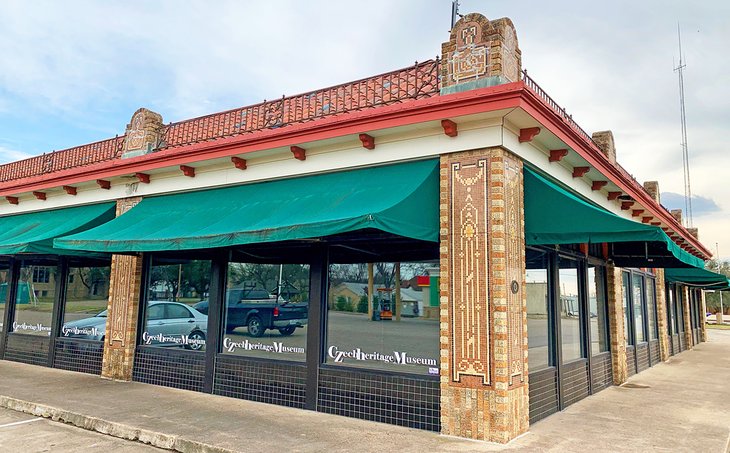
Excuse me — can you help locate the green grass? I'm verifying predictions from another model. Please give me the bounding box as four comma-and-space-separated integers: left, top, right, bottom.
707, 323, 730, 330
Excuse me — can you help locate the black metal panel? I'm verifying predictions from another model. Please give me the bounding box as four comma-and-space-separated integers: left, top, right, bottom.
672, 334, 679, 354
590, 352, 613, 393
561, 359, 589, 408
317, 367, 440, 432
679, 335, 687, 352
626, 346, 636, 377
132, 347, 205, 392
529, 367, 559, 423
213, 355, 306, 409
649, 340, 661, 365
52, 338, 103, 375
3, 334, 49, 367
636, 343, 649, 373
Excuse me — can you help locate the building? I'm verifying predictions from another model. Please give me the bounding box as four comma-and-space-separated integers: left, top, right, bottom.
0, 11, 727, 444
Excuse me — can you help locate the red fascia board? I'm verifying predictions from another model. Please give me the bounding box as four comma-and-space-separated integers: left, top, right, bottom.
517, 87, 711, 258
0, 83, 523, 196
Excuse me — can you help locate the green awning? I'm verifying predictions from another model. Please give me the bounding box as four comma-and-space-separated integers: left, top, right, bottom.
0, 202, 116, 255
55, 160, 439, 253
664, 267, 730, 290
524, 166, 704, 268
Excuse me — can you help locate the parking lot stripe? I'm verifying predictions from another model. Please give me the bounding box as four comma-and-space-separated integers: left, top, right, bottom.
0, 417, 44, 428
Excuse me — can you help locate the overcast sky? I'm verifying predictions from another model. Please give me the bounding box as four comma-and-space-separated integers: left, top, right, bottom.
0, 0, 728, 259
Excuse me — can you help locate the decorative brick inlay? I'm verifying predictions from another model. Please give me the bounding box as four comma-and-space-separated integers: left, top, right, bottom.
101, 197, 143, 381
654, 269, 671, 361
449, 158, 490, 384
440, 148, 528, 443
441, 13, 522, 91
606, 264, 628, 385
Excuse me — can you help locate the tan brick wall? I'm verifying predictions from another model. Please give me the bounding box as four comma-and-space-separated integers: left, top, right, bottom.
606, 264, 627, 384
101, 197, 144, 381
682, 286, 693, 348
439, 148, 528, 443
700, 291, 708, 342
654, 269, 671, 361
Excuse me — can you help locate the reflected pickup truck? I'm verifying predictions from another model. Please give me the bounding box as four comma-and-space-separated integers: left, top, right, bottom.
193, 288, 308, 337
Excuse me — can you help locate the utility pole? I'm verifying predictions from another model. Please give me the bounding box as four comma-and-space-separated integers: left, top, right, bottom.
718, 243, 724, 322
451, 0, 462, 28
674, 24, 694, 228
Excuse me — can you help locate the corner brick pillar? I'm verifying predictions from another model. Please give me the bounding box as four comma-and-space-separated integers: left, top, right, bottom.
700, 291, 708, 342
101, 197, 143, 380
681, 286, 693, 348
654, 269, 671, 361
606, 264, 628, 384
439, 148, 528, 443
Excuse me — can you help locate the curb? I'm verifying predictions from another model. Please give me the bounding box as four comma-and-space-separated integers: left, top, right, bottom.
0, 395, 237, 453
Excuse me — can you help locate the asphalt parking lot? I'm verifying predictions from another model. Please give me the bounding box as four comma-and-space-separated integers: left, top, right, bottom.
0, 407, 164, 452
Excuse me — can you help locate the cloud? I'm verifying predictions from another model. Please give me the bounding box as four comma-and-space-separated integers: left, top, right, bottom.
660, 192, 721, 216
0, 145, 33, 165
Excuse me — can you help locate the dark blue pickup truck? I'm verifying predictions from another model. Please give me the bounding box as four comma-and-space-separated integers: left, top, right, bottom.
193, 288, 308, 337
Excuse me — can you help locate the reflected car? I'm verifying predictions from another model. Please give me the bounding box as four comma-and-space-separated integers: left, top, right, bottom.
62, 301, 208, 351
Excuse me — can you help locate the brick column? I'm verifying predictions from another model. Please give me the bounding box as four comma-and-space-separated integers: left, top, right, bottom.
654, 269, 670, 361
606, 264, 627, 384
700, 290, 708, 342
101, 198, 143, 381
439, 148, 528, 443
682, 286, 693, 348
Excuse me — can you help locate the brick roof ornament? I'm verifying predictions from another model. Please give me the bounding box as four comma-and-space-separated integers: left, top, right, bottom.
440, 13, 521, 94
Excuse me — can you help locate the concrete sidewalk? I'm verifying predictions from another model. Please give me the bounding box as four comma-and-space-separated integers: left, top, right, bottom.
1, 331, 729, 453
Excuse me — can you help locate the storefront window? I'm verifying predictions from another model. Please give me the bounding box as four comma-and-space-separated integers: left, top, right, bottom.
646, 279, 658, 340
667, 285, 676, 335
142, 258, 211, 351
12, 262, 56, 336
0, 262, 8, 332
526, 249, 550, 371
326, 261, 438, 376
559, 257, 582, 362
676, 286, 685, 333
588, 264, 609, 355
633, 275, 646, 343
622, 272, 632, 344
60, 261, 112, 341
220, 262, 309, 362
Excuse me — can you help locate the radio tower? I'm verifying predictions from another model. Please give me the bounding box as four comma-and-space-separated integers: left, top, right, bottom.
674, 24, 693, 228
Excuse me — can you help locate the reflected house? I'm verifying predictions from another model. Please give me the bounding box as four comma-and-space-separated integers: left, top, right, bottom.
0, 9, 726, 444
329, 281, 424, 317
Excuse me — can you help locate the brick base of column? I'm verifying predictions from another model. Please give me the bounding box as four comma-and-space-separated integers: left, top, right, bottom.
654, 269, 671, 361
101, 254, 143, 381
606, 265, 628, 384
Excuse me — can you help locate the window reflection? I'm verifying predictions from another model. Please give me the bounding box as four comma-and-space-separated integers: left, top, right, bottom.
559, 257, 582, 362
633, 276, 646, 343
588, 265, 609, 355
218, 263, 309, 362
142, 259, 211, 351
0, 263, 8, 332
61, 263, 111, 341
646, 279, 658, 340
326, 261, 439, 375
12, 263, 56, 336
526, 249, 550, 371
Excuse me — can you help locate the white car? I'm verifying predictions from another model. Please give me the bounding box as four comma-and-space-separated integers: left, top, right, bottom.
62, 301, 208, 350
